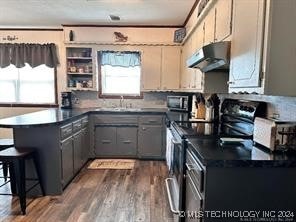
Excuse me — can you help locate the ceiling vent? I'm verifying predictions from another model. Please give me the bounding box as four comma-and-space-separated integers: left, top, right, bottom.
109, 15, 120, 21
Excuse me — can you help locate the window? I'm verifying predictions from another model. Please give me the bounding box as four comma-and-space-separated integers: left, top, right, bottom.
0, 64, 56, 105
99, 51, 141, 97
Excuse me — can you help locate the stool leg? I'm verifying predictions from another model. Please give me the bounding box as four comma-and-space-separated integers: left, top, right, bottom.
3, 161, 8, 182
15, 159, 26, 215
32, 153, 45, 196
8, 162, 17, 195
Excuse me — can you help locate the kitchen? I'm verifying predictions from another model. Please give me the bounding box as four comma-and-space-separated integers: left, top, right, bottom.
0, 0, 296, 221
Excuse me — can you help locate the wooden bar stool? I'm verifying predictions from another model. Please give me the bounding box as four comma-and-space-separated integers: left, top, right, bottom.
0, 147, 45, 215
0, 139, 14, 181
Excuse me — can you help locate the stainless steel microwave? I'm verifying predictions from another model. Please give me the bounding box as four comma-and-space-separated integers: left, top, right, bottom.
167, 96, 192, 112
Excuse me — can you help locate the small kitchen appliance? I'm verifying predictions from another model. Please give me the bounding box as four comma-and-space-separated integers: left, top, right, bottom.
61, 92, 72, 109
254, 117, 296, 151
167, 95, 192, 113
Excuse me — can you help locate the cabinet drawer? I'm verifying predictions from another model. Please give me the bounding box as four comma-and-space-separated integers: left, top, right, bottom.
139, 115, 163, 125
94, 115, 138, 124
95, 127, 117, 156
186, 149, 204, 192
72, 119, 82, 132
81, 117, 89, 128
60, 123, 73, 140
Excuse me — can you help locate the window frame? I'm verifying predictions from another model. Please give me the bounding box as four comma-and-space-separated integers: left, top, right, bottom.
0, 67, 58, 108
98, 51, 143, 99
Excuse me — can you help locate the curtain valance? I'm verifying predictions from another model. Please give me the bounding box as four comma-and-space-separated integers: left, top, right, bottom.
100, 51, 140, 68
0, 43, 59, 68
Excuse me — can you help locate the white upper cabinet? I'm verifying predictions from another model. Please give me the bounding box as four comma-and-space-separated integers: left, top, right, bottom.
180, 39, 192, 89
215, 0, 233, 42
203, 8, 216, 45
161, 47, 181, 90
229, 0, 296, 96
142, 46, 181, 91
229, 0, 265, 88
142, 47, 162, 90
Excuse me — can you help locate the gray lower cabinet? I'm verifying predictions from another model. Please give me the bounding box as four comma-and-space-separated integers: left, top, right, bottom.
61, 136, 74, 186
92, 114, 165, 159
60, 117, 89, 188
117, 127, 137, 156
95, 126, 117, 156
138, 125, 163, 158
73, 131, 83, 173
81, 127, 89, 164
95, 126, 137, 157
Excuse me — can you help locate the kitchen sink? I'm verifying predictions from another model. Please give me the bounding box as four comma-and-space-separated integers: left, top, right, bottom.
95, 107, 142, 112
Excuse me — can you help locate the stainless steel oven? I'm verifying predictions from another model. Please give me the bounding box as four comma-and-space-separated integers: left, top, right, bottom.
185, 147, 204, 222
165, 124, 185, 221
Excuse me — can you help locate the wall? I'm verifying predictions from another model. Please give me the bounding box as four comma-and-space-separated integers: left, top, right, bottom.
0, 27, 179, 138
63, 26, 180, 109
0, 30, 65, 138
0, 107, 44, 138
63, 27, 177, 44
0, 30, 66, 97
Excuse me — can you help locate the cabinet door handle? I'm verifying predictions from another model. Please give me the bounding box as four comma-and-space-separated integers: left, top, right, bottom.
142, 127, 146, 131
123, 140, 131, 144
102, 140, 111, 144
227, 81, 234, 85
148, 120, 157, 123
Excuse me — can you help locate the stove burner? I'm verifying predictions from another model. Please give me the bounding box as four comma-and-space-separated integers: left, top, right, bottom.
172, 121, 219, 138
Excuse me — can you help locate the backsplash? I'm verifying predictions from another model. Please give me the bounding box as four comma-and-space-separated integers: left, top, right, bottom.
219, 94, 296, 121
72, 91, 189, 109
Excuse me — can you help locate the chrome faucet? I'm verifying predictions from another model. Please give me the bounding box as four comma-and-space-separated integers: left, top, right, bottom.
119, 96, 124, 108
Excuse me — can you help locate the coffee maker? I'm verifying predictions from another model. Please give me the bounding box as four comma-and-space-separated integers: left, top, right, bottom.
61, 92, 72, 109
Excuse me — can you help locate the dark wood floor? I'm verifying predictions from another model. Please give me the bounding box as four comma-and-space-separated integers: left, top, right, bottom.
0, 160, 173, 222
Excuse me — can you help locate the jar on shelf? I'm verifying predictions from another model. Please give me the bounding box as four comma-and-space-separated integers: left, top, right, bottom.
70, 66, 77, 73
78, 67, 84, 73
87, 80, 93, 88
84, 65, 90, 73
76, 81, 82, 88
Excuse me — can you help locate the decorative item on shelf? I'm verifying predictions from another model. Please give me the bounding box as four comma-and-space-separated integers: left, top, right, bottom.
1, 35, 18, 41
82, 49, 91, 57
82, 81, 88, 88
69, 30, 74, 41
70, 66, 77, 73
87, 80, 93, 88
76, 81, 82, 89
174, 28, 186, 43
84, 65, 91, 73
198, 0, 210, 17
78, 67, 84, 73
67, 61, 72, 72
68, 79, 75, 88
114, 32, 128, 42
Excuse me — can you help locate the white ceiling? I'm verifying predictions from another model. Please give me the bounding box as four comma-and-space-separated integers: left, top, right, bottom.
0, 0, 196, 28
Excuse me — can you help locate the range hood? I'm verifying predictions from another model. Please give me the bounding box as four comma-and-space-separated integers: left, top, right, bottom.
186, 41, 231, 72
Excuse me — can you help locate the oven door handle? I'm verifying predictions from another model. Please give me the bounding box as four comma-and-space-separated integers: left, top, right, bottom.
171, 140, 181, 146
165, 178, 180, 214
185, 163, 195, 171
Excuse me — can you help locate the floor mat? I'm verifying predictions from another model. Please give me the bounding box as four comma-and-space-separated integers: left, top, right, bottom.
87, 159, 135, 170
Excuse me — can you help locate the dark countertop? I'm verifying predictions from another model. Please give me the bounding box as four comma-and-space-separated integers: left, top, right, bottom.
188, 137, 296, 168
0, 107, 168, 128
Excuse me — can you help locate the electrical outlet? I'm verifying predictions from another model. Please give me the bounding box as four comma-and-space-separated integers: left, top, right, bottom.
74, 98, 79, 104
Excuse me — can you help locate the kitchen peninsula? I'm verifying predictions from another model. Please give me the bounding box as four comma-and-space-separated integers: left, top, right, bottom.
0, 108, 167, 195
